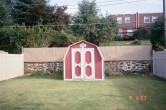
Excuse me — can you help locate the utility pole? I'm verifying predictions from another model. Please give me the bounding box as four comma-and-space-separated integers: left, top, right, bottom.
164, 0, 166, 49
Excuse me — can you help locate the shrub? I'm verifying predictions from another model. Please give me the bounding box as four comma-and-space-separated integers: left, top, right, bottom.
0, 25, 77, 53
55, 69, 63, 79
0, 26, 27, 53
105, 69, 110, 77
133, 28, 150, 40
150, 17, 164, 51
131, 39, 141, 45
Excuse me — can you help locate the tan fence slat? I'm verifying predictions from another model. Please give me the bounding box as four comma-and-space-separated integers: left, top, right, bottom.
24, 45, 151, 62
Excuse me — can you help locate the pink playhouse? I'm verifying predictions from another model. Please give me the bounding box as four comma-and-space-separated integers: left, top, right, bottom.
63, 40, 104, 80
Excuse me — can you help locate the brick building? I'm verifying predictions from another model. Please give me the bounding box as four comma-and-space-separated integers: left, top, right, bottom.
111, 12, 163, 39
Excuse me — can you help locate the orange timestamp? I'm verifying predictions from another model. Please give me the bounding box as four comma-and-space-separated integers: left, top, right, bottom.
128, 96, 147, 101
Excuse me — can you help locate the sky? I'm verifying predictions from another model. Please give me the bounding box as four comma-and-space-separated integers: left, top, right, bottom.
49, 0, 163, 15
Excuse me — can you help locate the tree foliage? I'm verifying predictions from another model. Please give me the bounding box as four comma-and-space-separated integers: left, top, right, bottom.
0, 0, 74, 53
0, 25, 76, 53
0, 26, 27, 53
0, 1, 12, 27
0, 0, 118, 54
71, 0, 117, 45
24, 26, 54, 47
150, 17, 164, 51
11, 0, 70, 30
48, 6, 70, 31
133, 27, 150, 40
11, 0, 48, 25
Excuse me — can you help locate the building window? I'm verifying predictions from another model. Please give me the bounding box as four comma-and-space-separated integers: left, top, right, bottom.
125, 17, 130, 23
152, 16, 158, 23
117, 17, 122, 24
127, 29, 133, 36
144, 16, 150, 23
118, 29, 122, 34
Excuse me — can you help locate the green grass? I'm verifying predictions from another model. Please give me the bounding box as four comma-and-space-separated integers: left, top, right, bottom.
100, 40, 151, 46
0, 74, 166, 110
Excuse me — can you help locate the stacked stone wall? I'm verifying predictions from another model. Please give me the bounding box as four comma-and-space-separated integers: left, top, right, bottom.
105, 60, 151, 73
24, 60, 151, 74
24, 62, 63, 74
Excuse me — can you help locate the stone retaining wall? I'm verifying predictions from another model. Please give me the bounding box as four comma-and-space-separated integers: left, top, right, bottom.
24, 62, 63, 74
105, 60, 151, 73
25, 60, 151, 74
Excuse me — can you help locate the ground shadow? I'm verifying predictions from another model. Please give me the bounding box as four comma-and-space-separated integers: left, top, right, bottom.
19, 72, 63, 80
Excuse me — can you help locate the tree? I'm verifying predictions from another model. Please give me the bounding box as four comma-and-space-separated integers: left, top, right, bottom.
46, 6, 70, 31
0, 26, 27, 53
71, 0, 117, 45
96, 16, 117, 42
150, 17, 164, 51
11, 0, 48, 25
133, 27, 150, 40
24, 25, 54, 48
11, 0, 70, 30
0, 1, 12, 27
0, 0, 12, 4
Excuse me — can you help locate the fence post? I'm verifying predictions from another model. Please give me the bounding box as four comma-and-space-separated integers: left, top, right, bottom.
6, 54, 8, 80
152, 51, 155, 74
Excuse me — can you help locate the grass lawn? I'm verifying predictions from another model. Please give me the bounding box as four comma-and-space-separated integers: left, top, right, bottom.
100, 40, 151, 46
0, 74, 166, 110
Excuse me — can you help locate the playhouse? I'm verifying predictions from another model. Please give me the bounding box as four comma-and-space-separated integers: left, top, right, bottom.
63, 40, 104, 80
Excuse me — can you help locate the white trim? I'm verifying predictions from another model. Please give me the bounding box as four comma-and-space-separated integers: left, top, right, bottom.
64, 79, 79, 81
102, 59, 105, 80
64, 79, 104, 81
152, 51, 155, 74
97, 47, 104, 60
93, 79, 104, 81
63, 46, 70, 61
84, 48, 95, 79
63, 60, 66, 80
71, 48, 95, 80
72, 49, 82, 79
97, 47, 105, 80
71, 40, 98, 47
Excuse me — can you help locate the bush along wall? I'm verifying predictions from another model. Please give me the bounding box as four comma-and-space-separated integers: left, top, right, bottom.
0, 25, 77, 53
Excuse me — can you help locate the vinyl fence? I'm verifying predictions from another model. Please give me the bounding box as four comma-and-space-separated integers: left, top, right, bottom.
153, 50, 166, 78
0, 53, 24, 81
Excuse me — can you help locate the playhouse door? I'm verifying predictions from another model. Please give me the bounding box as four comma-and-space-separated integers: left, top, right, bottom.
72, 48, 94, 80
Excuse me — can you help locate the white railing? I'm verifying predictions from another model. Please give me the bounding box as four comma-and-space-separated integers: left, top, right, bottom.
0, 53, 24, 81
153, 50, 166, 78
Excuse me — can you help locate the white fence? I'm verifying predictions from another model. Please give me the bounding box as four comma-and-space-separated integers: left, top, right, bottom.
153, 50, 166, 78
0, 53, 24, 81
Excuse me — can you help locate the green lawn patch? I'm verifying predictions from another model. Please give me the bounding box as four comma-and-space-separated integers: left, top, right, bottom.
0, 74, 165, 110
100, 40, 151, 46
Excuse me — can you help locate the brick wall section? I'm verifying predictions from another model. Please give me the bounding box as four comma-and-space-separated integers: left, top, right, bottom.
111, 13, 162, 29
111, 13, 162, 38
24, 62, 63, 74
25, 60, 151, 74
105, 60, 151, 73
